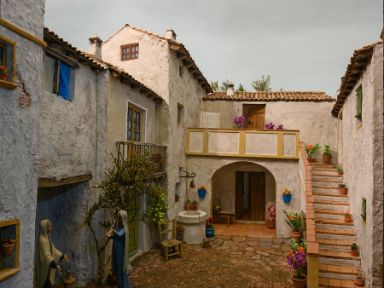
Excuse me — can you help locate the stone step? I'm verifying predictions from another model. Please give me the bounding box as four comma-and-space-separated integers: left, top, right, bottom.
316, 223, 355, 232
315, 199, 349, 206
316, 228, 355, 236
315, 209, 347, 215
311, 164, 337, 170
319, 256, 360, 267
315, 213, 345, 221
312, 176, 343, 182
314, 195, 349, 204
319, 243, 352, 253
316, 238, 355, 246
313, 191, 348, 197
319, 263, 359, 275
319, 250, 360, 261
313, 187, 341, 194
313, 182, 341, 188
315, 203, 348, 211
319, 272, 356, 281
319, 277, 356, 287
312, 170, 340, 176
316, 218, 353, 226
316, 233, 356, 241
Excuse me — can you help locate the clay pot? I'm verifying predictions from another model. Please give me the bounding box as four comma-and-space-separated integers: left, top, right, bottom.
322, 154, 332, 164
339, 186, 348, 195
291, 275, 306, 288
307, 158, 316, 163
0, 74, 8, 80
337, 170, 343, 176
266, 219, 275, 229
353, 276, 365, 287
344, 214, 353, 223
351, 249, 359, 257
184, 203, 191, 210
1, 243, 15, 257
289, 231, 303, 242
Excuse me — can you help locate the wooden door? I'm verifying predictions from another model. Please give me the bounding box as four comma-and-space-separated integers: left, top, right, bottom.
235, 172, 245, 219
245, 105, 265, 129
249, 172, 266, 221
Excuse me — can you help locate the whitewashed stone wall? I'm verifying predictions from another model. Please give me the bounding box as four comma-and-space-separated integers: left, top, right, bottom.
338, 43, 383, 287
0, 0, 45, 287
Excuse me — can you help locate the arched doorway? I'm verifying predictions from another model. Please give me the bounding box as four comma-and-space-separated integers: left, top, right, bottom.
212, 161, 276, 223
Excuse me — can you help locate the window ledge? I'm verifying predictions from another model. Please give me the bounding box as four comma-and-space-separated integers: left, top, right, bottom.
0, 79, 17, 89
0, 268, 20, 282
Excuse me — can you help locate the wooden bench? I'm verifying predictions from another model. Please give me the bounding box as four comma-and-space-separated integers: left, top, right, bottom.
213, 211, 235, 226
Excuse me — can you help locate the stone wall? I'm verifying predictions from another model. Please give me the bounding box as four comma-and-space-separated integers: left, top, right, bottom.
187, 157, 302, 238
201, 101, 337, 156
338, 43, 383, 287
0, 0, 45, 287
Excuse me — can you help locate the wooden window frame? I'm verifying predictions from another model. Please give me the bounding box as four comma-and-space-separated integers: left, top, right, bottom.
0, 219, 20, 282
121, 43, 139, 61
0, 35, 17, 89
127, 104, 143, 142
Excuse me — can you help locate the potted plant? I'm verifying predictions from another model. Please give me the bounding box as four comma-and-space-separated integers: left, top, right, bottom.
353, 269, 365, 287
282, 188, 292, 204
184, 199, 191, 210
336, 165, 343, 176
265, 122, 275, 130
287, 239, 307, 288
191, 200, 198, 211
322, 144, 332, 164
344, 212, 353, 223
176, 224, 185, 241
284, 211, 304, 242
304, 143, 320, 162
351, 243, 359, 256
233, 115, 245, 128
0, 66, 8, 80
1, 238, 15, 256
197, 185, 207, 199
266, 202, 276, 229
339, 183, 348, 195
205, 217, 214, 238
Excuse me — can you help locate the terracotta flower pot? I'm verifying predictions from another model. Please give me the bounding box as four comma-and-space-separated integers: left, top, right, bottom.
1, 243, 15, 257
307, 157, 316, 163
351, 249, 359, 257
337, 170, 343, 176
344, 214, 353, 223
353, 276, 365, 287
0, 74, 8, 80
291, 275, 306, 288
322, 154, 332, 164
290, 231, 303, 242
266, 219, 275, 229
339, 186, 348, 195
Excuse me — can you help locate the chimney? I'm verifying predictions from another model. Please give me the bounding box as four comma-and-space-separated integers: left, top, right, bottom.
88, 35, 102, 59
165, 29, 177, 41
226, 82, 235, 96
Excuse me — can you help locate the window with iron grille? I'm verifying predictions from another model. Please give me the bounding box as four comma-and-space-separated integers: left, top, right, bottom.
121, 44, 139, 61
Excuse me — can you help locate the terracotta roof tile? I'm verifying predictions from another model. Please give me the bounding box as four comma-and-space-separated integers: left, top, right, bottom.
203, 91, 335, 102
331, 41, 382, 117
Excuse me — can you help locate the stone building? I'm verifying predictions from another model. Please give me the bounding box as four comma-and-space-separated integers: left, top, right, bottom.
332, 40, 383, 287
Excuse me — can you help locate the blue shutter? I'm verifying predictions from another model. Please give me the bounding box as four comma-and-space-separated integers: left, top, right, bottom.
58, 62, 72, 100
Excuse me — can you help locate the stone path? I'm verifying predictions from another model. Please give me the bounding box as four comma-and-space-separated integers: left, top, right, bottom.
130, 235, 292, 288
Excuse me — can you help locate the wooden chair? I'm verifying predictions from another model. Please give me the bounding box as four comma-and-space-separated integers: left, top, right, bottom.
158, 219, 182, 261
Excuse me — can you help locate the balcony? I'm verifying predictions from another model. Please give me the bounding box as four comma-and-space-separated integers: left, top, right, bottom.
185, 128, 299, 160
116, 141, 167, 175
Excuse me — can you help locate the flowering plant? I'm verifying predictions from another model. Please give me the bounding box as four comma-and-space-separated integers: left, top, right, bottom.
265, 122, 275, 130
233, 115, 245, 128
276, 124, 284, 130
266, 202, 276, 222
282, 188, 292, 196
198, 185, 207, 191
287, 239, 307, 279
0, 65, 8, 74
1, 239, 15, 245
284, 211, 304, 232
304, 143, 320, 159
206, 217, 214, 228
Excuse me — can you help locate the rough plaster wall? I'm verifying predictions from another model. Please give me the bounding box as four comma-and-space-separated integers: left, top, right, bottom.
101, 27, 170, 101
202, 101, 336, 155
187, 158, 301, 238
340, 43, 383, 287
0, 0, 44, 287
212, 162, 275, 214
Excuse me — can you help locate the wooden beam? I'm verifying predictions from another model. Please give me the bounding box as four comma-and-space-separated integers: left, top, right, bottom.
0, 18, 46, 47
38, 173, 92, 188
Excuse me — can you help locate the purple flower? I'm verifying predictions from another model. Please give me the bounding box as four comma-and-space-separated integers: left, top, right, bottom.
233, 115, 245, 128
265, 122, 275, 130
276, 124, 284, 130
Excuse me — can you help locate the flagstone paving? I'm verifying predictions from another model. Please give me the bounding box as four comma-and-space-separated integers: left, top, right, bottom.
130, 235, 292, 288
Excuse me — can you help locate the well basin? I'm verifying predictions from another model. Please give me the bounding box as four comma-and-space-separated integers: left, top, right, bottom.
177, 210, 208, 244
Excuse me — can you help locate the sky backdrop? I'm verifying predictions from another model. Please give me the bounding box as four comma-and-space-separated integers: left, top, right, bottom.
45, 0, 382, 96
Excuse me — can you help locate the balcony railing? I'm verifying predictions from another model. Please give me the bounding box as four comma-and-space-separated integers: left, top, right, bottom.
116, 141, 167, 174
185, 128, 299, 160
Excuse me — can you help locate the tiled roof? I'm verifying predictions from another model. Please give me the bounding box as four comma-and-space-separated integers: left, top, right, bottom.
104, 24, 212, 93
44, 28, 162, 103
203, 91, 335, 102
331, 41, 382, 117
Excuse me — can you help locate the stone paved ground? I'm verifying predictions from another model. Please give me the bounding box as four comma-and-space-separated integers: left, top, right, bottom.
130, 235, 292, 288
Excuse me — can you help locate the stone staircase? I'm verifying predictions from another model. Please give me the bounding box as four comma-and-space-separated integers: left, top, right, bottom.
311, 163, 361, 288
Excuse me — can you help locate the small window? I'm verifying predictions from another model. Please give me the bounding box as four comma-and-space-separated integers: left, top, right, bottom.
177, 102, 184, 124
175, 182, 181, 202
44, 55, 75, 101
179, 66, 183, 77
355, 85, 363, 121
127, 104, 143, 142
121, 44, 139, 61
0, 35, 16, 89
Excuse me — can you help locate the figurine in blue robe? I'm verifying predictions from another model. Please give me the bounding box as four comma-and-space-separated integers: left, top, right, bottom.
107, 210, 132, 288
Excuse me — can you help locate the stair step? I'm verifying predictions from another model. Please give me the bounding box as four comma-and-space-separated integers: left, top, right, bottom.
317, 238, 355, 246
314, 195, 349, 204
313, 182, 341, 188
319, 277, 356, 287
315, 199, 349, 206
312, 171, 340, 176
316, 218, 353, 226
313, 187, 341, 194
319, 256, 360, 267
315, 209, 347, 215
319, 250, 360, 260
313, 191, 348, 197
316, 233, 356, 241
312, 176, 343, 182
316, 223, 355, 232
315, 204, 348, 211
320, 243, 352, 252
316, 213, 345, 221
319, 272, 356, 280
316, 228, 355, 236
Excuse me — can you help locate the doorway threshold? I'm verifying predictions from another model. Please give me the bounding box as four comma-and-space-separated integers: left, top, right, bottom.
215, 223, 275, 238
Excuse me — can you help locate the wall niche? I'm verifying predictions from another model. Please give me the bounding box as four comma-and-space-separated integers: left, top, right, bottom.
0, 219, 20, 282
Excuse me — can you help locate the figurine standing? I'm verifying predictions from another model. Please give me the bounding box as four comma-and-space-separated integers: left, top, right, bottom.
107, 210, 132, 288
35, 219, 70, 288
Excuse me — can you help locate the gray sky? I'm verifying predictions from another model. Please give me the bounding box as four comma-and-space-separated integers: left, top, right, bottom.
45, 0, 382, 96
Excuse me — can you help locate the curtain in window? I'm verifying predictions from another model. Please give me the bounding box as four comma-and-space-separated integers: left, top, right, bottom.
59, 62, 72, 100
